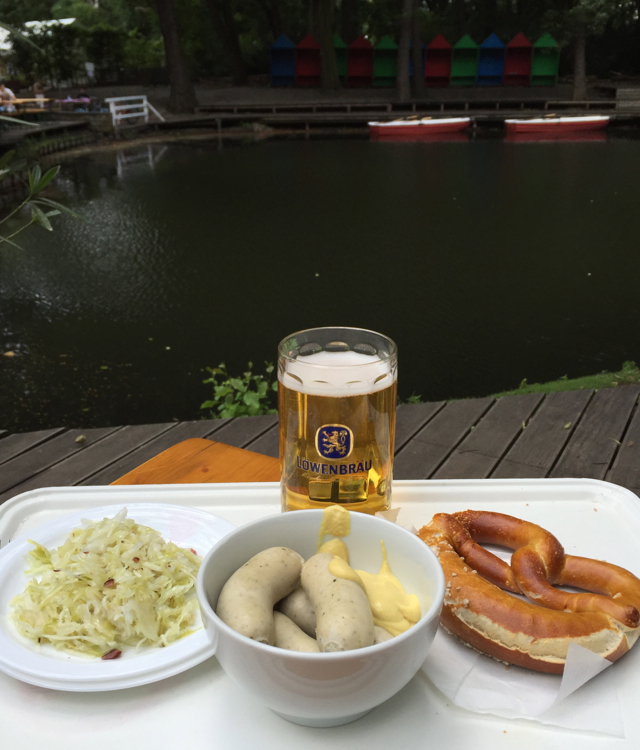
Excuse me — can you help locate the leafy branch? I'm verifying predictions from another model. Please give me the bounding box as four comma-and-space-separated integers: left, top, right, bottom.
201, 361, 278, 419
0, 149, 81, 249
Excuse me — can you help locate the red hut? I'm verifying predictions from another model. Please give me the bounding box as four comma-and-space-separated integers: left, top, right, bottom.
424, 34, 452, 87
504, 32, 532, 86
296, 34, 321, 87
347, 35, 374, 87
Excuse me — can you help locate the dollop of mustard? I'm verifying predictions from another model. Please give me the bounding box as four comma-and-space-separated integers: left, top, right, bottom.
317, 505, 351, 562
356, 543, 421, 636
318, 505, 422, 638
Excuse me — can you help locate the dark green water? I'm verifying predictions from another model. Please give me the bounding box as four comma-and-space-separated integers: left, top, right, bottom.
2, 134, 640, 432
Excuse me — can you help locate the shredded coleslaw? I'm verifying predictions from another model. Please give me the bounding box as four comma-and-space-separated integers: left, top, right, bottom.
10, 508, 202, 658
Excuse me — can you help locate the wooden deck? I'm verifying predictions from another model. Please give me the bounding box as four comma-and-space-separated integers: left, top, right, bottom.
1, 385, 639, 504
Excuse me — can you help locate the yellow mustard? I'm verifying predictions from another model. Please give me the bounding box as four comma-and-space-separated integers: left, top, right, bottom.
318, 505, 422, 637
317, 504, 351, 562
355, 542, 421, 636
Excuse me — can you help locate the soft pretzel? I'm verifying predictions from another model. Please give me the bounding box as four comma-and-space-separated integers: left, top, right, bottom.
418, 510, 640, 674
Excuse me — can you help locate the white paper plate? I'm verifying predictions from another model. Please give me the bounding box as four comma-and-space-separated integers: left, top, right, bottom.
0, 503, 235, 691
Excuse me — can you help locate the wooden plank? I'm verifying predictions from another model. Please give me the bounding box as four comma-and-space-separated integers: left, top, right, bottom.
209, 414, 278, 448
112, 438, 280, 485
491, 390, 593, 479
393, 397, 494, 480
606, 400, 640, 494
0, 428, 66, 466
550, 386, 640, 479
0, 426, 121, 499
433, 393, 544, 480
80, 419, 230, 486
0, 428, 138, 502
0, 423, 176, 503
394, 401, 446, 453
245, 424, 279, 458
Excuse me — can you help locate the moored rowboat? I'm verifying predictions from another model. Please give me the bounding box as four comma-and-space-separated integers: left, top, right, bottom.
504, 115, 610, 134
368, 117, 471, 138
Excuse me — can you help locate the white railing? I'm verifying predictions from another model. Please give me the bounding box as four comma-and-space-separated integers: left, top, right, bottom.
104, 95, 166, 128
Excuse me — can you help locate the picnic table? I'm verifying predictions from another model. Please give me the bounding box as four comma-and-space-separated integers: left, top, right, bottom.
1, 384, 639, 501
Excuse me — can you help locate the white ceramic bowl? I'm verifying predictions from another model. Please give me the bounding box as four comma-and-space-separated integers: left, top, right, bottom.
196, 510, 445, 727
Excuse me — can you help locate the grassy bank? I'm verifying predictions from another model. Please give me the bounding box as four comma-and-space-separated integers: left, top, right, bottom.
490, 361, 640, 398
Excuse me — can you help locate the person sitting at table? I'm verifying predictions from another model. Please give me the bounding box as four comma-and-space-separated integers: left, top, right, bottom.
73, 86, 92, 112
32, 80, 49, 108
0, 81, 16, 112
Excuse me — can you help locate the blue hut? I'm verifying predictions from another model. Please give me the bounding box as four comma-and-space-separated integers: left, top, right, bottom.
270, 34, 296, 86
476, 33, 505, 85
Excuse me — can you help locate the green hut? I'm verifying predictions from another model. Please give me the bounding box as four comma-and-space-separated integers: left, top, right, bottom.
530, 33, 560, 86
374, 35, 398, 87
451, 35, 479, 86
334, 33, 348, 81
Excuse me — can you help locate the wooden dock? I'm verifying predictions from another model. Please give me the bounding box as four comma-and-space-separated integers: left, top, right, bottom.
151, 95, 640, 134
1, 385, 639, 504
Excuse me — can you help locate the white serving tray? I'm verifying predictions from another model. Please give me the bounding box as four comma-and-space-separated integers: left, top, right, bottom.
1, 478, 639, 750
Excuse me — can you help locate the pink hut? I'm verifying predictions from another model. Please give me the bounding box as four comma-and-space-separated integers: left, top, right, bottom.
296, 34, 321, 87
504, 32, 533, 86
424, 34, 452, 87
347, 35, 374, 87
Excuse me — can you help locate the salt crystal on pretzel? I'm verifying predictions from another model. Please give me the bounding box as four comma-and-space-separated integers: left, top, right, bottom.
418, 510, 640, 674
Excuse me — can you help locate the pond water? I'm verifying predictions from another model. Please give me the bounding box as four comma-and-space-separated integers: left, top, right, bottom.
2, 134, 640, 432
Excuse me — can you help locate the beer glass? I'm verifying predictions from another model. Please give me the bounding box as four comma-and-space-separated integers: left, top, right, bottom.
278, 327, 397, 514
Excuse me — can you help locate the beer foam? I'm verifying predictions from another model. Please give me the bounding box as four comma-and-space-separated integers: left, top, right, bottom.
280, 350, 396, 397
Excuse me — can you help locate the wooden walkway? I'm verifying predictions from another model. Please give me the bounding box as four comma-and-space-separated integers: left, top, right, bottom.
1, 385, 640, 505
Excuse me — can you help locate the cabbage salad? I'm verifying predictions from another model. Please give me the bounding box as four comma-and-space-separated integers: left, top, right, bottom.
10, 508, 202, 658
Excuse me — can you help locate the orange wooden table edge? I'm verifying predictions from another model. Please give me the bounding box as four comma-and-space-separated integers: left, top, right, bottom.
112, 437, 281, 485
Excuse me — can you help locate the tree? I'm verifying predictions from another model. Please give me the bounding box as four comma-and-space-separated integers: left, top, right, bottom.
155, 0, 198, 113
411, 0, 425, 97
545, 0, 635, 100
397, 0, 412, 101
205, 0, 247, 85
310, 0, 339, 89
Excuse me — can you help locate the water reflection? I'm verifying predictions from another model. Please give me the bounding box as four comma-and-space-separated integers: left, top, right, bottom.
2, 136, 640, 432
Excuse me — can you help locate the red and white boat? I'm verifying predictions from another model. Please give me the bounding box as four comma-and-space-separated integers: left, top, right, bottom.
368, 117, 471, 139
504, 115, 610, 134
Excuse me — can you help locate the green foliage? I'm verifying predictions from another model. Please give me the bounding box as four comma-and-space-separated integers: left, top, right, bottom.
201, 361, 278, 419
0, 150, 80, 249
123, 29, 165, 68
84, 24, 127, 70
402, 393, 423, 405
10, 21, 86, 84
4, 0, 640, 82
492, 361, 640, 398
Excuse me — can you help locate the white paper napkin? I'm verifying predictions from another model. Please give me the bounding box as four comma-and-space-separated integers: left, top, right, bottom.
421, 627, 624, 737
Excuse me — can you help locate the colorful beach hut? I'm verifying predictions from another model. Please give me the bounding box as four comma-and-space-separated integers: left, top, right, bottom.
476, 33, 505, 85
450, 35, 479, 86
424, 34, 452, 87
334, 33, 348, 81
504, 33, 532, 85
347, 35, 374, 87
270, 34, 296, 87
296, 34, 321, 87
531, 33, 560, 86
373, 36, 397, 87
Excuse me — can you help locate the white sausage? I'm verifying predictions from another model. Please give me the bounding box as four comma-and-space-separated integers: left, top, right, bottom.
216, 547, 303, 644
273, 612, 320, 653
301, 553, 374, 652
373, 625, 394, 644
276, 587, 316, 637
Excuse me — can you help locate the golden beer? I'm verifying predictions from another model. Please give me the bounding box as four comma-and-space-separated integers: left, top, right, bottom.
278, 328, 397, 514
